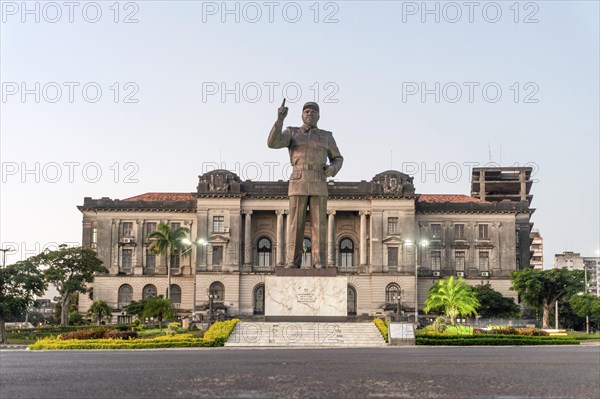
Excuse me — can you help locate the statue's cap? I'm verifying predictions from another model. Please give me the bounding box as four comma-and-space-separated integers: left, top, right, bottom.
302, 102, 320, 113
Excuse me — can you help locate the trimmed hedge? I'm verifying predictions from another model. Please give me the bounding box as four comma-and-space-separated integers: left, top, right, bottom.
29, 319, 240, 350
374, 318, 388, 342
416, 334, 579, 346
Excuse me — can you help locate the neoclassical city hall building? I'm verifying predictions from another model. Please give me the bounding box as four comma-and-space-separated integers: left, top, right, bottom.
78, 167, 534, 321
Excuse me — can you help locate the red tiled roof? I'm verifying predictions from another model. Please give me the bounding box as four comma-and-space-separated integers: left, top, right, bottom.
418, 194, 488, 204
123, 193, 194, 202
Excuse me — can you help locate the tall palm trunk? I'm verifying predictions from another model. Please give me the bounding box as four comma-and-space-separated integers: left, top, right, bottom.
166, 253, 171, 299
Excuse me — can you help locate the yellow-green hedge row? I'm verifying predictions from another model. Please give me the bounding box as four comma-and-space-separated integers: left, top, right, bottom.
374, 318, 388, 342
29, 319, 240, 350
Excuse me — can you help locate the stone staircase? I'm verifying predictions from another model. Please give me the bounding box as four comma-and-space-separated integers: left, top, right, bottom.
225, 322, 388, 347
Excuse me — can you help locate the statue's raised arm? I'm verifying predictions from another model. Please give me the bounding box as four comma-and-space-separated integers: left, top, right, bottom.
267, 98, 290, 149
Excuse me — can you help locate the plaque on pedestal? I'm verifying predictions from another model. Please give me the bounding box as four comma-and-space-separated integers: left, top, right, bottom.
265, 275, 347, 321
389, 322, 416, 346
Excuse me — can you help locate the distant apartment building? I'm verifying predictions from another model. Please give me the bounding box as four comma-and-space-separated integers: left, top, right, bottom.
554, 251, 599, 297
529, 228, 543, 270
553, 251, 585, 271
583, 257, 600, 297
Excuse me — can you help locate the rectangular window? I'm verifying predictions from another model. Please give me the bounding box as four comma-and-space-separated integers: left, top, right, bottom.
455, 251, 465, 271
388, 247, 399, 267
431, 251, 441, 270
454, 224, 465, 240
170, 252, 180, 269
212, 246, 223, 265
431, 224, 442, 239
478, 224, 489, 240
171, 222, 181, 230
146, 222, 157, 234
121, 249, 133, 273
479, 251, 489, 271
146, 250, 155, 274
92, 227, 98, 244
213, 216, 225, 233
387, 217, 399, 234
122, 222, 133, 237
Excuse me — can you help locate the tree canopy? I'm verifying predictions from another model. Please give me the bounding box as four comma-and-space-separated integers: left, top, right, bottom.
88, 300, 112, 325
32, 245, 107, 326
473, 283, 520, 319
423, 276, 480, 324
142, 296, 176, 330
0, 260, 47, 343
510, 268, 584, 328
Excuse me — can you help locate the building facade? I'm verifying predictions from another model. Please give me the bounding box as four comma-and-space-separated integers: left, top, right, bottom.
78, 169, 534, 321
553, 251, 600, 298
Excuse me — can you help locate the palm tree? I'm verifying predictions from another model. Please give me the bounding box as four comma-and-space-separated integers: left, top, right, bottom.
424, 276, 480, 325
142, 296, 175, 330
88, 300, 112, 325
148, 223, 190, 299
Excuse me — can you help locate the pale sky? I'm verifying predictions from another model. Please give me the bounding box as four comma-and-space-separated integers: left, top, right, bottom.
1, 1, 599, 269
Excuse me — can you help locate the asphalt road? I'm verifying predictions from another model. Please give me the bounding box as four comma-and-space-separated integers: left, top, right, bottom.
1, 346, 599, 398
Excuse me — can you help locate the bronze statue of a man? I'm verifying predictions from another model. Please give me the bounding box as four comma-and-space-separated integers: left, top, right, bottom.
268, 100, 344, 268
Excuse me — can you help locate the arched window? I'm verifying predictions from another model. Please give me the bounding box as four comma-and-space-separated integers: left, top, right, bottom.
301, 238, 312, 268
118, 284, 133, 308
340, 238, 354, 268
257, 237, 272, 267
385, 283, 401, 304
170, 284, 181, 304
347, 285, 357, 316
209, 282, 225, 302
142, 284, 157, 300
253, 284, 265, 315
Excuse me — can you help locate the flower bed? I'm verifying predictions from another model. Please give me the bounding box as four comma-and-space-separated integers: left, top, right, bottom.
29, 319, 239, 350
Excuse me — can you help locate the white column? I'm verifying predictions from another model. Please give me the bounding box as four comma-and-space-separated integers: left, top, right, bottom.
276, 210, 286, 266
360, 211, 368, 266
327, 210, 336, 267
243, 210, 253, 265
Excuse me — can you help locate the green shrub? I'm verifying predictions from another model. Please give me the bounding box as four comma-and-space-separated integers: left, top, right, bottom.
374, 318, 388, 342
445, 325, 472, 335
132, 318, 147, 332
432, 317, 447, 333
167, 322, 181, 336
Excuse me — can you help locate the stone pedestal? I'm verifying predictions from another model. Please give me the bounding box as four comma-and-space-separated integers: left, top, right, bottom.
265, 275, 347, 321
389, 322, 415, 346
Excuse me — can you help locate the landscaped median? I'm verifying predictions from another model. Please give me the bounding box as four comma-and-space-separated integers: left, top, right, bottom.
415, 334, 580, 346
373, 318, 581, 346
28, 319, 239, 350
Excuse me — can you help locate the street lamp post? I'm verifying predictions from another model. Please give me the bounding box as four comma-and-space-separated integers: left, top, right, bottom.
394, 290, 403, 320
182, 238, 209, 322
405, 239, 428, 326
208, 293, 215, 324
0, 247, 16, 268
